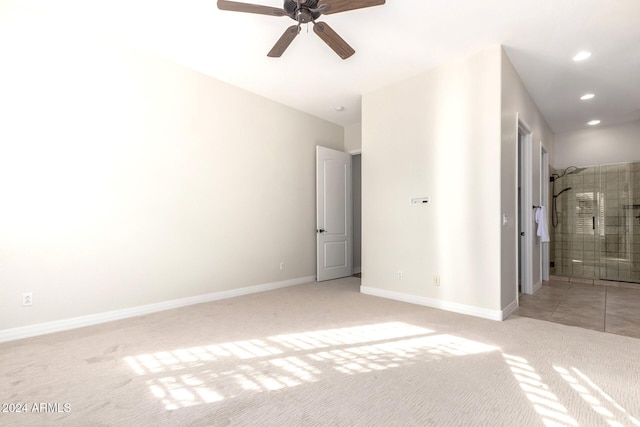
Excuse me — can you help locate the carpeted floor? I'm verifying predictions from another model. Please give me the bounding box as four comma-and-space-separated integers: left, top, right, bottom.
1, 277, 639, 426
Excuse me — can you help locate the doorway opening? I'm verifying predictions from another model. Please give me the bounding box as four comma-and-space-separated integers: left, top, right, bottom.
352, 153, 362, 276
315, 146, 353, 281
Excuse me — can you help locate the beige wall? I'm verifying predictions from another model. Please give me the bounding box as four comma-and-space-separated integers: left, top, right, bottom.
362, 47, 503, 313
501, 49, 555, 308
554, 119, 640, 168
0, 5, 343, 330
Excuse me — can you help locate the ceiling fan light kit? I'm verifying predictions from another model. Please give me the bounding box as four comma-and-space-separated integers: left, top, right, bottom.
217, 0, 386, 59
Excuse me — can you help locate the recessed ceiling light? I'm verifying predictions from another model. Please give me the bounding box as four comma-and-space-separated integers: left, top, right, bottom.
587, 120, 601, 126
573, 51, 592, 62
580, 93, 595, 100
335, 106, 345, 112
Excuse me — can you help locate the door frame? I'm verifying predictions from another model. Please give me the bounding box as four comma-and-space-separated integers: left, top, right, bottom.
517, 117, 534, 295
541, 146, 550, 281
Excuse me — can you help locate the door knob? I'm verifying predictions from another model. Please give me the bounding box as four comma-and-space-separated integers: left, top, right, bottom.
317, 229, 326, 233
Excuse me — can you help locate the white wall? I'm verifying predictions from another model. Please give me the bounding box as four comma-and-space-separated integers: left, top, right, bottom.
554, 119, 640, 168
362, 47, 503, 314
344, 123, 363, 153
0, 5, 343, 330
501, 49, 554, 308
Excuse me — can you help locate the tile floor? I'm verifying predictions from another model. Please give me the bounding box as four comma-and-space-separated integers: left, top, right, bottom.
513, 279, 640, 339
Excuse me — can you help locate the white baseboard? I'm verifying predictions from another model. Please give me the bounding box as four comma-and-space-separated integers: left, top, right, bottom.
0, 276, 315, 344
501, 299, 519, 320
360, 286, 506, 321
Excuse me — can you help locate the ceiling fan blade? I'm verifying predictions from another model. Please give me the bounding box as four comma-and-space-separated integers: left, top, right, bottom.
268, 26, 300, 57
217, 0, 286, 16
313, 21, 355, 60
317, 0, 385, 15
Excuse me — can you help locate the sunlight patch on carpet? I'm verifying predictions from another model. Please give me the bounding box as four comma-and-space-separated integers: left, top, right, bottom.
124, 321, 498, 411
503, 353, 578, 427
554, 366, 640, 427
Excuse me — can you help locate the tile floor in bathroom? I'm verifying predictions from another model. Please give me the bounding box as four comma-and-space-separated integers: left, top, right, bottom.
513, 279, 640, 339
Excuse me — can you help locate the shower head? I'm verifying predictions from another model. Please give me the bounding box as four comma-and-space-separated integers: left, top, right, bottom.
567, 167, 588, 175
550, 166, 587, 182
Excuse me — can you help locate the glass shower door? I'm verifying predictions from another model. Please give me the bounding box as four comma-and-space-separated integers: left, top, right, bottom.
569, 166, 599, 279
552, 165, 600, 279
633, 162, 640, 283
599, 162, 640, 283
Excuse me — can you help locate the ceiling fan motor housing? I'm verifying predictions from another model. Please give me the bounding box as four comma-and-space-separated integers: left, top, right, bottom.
284, 0, 322, 22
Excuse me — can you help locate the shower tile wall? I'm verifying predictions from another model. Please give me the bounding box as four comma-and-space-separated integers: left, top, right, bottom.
551, 162, 640, 283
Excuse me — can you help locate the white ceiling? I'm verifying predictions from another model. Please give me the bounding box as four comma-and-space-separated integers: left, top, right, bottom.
11, 0, 640, 133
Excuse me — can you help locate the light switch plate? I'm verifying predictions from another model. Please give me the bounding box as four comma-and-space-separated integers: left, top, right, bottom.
411, 197, 430, 205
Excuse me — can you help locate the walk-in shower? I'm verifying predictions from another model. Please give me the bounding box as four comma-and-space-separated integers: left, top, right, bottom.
550, 162, 640, 283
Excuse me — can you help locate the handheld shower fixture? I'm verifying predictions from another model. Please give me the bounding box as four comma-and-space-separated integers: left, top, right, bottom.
555, 187, 572, 198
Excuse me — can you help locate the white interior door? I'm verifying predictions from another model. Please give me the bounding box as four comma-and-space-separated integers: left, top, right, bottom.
316, 146, 352, 281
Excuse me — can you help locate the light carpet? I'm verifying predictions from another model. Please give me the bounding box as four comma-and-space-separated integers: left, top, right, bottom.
1, 277, 639, 426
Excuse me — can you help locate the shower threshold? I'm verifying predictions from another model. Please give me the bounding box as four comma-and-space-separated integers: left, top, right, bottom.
549, 275, 640, 290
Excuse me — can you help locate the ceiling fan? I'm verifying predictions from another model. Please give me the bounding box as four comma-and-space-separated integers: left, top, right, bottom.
217, 0, 385, 59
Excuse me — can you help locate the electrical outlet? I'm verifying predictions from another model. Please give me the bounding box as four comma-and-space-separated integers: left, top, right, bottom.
433, 275, 441, 287
22, 292, 33, 307
397, 270, 403, 280
279, 262, 285, 271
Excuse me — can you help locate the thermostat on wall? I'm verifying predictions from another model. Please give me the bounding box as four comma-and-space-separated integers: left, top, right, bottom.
411, 197, 430, 205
